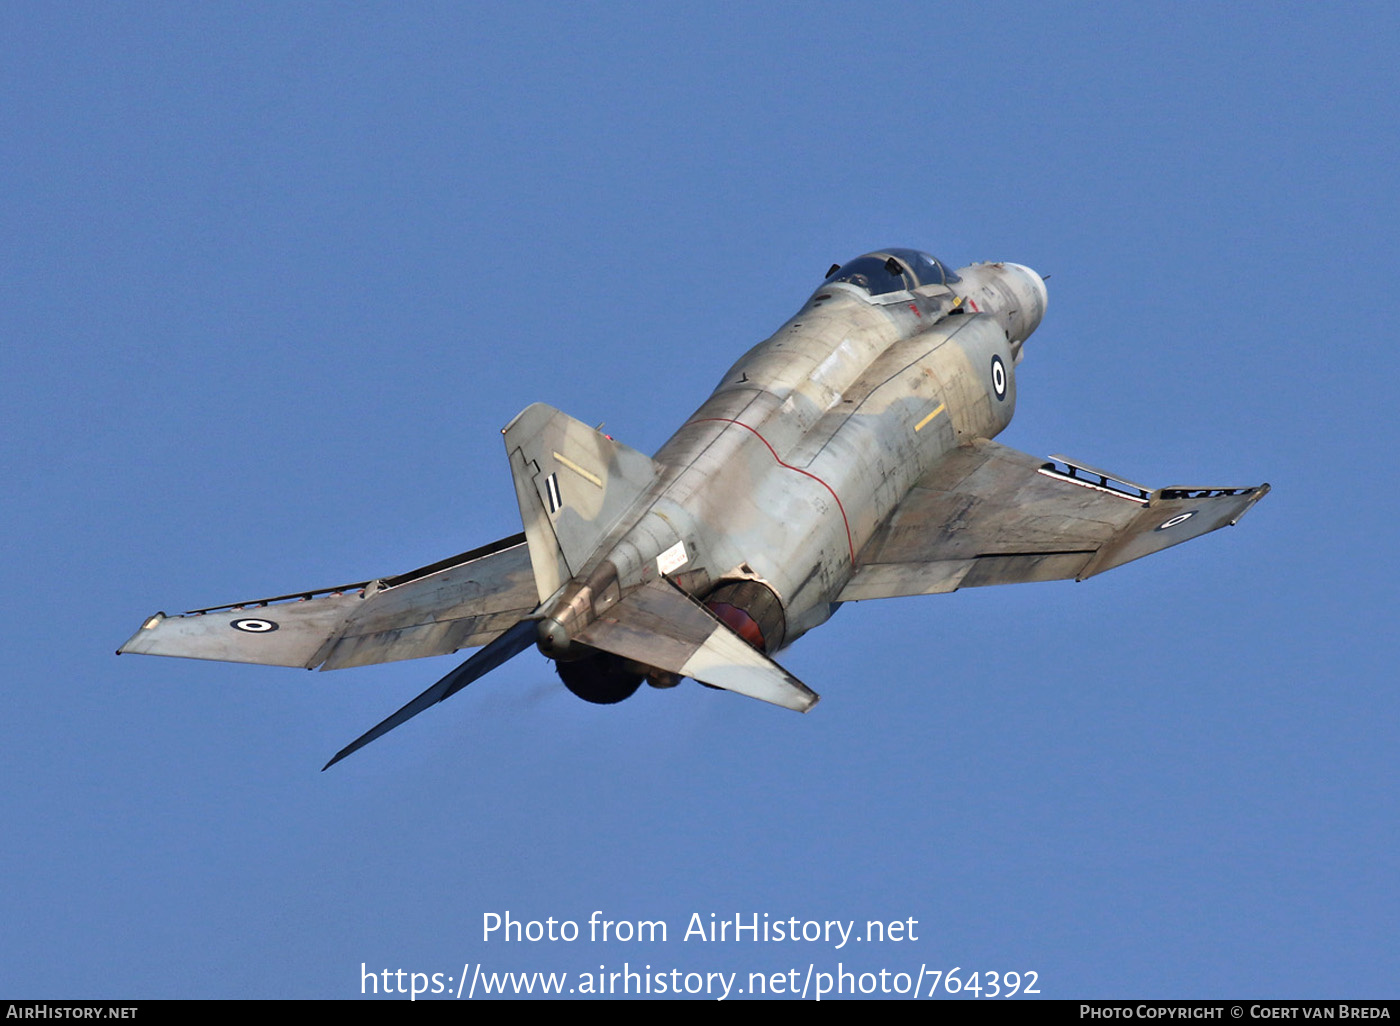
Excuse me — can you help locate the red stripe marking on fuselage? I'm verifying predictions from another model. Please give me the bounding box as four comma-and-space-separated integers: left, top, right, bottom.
692, 417, 856, 565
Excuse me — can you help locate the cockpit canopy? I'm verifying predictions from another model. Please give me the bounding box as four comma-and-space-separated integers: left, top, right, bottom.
821, 248, 960, 296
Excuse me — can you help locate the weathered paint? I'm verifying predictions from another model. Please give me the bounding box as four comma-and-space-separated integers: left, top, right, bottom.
557, 259, 1045, 650
118, 248, 1266, 769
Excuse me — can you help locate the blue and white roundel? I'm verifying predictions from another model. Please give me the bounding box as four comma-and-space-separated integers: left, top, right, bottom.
990, 354, 1007, 400
1154, 511, 1197, 531
231, 618, 279, 633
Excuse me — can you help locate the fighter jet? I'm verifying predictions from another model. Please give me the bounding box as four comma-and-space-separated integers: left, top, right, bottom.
118, 249, 1269, 769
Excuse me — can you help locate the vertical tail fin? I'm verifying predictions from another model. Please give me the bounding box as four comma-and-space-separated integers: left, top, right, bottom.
502, 403, 661, 603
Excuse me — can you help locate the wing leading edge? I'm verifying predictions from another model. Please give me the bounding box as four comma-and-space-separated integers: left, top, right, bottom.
840, 440, 1269, 601
117, 533, 538, 669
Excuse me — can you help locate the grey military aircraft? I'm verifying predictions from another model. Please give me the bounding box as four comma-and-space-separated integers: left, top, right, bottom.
119, 249, 1269, 769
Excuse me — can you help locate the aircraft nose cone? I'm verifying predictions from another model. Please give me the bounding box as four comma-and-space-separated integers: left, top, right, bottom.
1002, 263, 1047, 342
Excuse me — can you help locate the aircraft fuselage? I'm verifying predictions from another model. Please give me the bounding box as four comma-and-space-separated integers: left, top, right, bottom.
540, 260, 1048, 660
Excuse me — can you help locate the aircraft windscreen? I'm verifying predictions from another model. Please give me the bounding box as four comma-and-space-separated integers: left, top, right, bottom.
823, 250, 960, 295
887, 248, 961, 287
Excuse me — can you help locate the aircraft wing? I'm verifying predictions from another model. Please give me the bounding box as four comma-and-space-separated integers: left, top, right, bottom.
839, 440, 1269, 601
118, 534, 539, 670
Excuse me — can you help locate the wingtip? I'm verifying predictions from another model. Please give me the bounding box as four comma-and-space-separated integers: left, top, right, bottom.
321, 745, 355, 771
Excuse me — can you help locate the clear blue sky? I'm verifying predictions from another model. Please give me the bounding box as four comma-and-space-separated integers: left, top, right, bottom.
3, 2, 1396, 999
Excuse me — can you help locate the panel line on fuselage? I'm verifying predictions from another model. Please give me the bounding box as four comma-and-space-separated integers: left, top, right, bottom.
786, 308, 980, 466
692, 417, 855, 565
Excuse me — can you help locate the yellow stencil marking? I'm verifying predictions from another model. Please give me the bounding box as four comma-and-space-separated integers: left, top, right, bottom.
914, 403, 946, 432
552, 451, 603, 488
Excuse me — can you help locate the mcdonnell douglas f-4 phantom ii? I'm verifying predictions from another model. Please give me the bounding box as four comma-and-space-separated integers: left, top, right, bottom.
119, 249, 1269, 768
